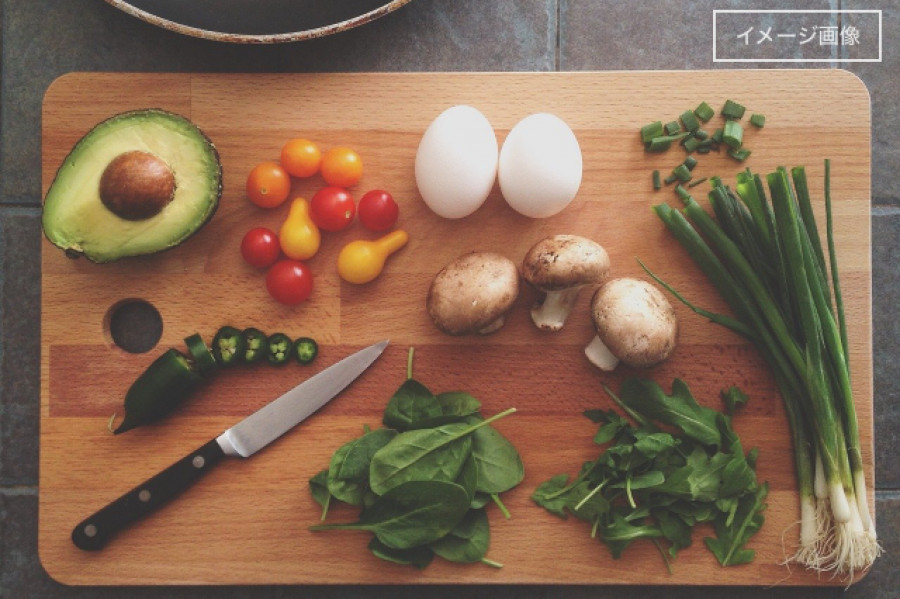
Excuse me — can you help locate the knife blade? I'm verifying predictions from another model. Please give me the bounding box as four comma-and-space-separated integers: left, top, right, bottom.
71, 339, 389, 551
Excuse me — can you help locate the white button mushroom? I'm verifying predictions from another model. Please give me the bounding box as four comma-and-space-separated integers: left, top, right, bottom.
522, 234, 610, 332
584, 277, 678, 371
426, 252, 520, 335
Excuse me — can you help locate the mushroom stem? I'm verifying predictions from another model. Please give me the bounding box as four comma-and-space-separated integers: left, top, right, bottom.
584, 335, 620, 371
531, 286, 584, 331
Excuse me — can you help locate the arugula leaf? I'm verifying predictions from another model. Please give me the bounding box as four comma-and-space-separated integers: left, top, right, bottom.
704, 483, 768, 566
531, 474, 572, 518
618, 378, 722, 448
532, 378, 767, 571
720, 386, 749, 415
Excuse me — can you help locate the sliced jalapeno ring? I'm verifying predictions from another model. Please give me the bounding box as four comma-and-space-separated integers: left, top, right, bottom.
293, 337, 318, 365
241, 327, 267, 364
266, 332, 293, 366
212, 325, 246, 367
184, 333, 217, 375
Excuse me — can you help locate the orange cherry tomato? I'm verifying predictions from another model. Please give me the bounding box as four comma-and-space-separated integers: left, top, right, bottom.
321, 147, 363, 188
280, 138, 322, 178
246, 162, 291, 208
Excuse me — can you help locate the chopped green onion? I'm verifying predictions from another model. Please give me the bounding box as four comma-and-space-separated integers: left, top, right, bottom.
687, 177, 708, 188
682, 136, 702, 153
680, 110, 701, 132
663, 174, 677, 185
711, 128, 724, 143
722, 99, 746, 120
664, 121, 682, 135
722, 121, 743, 149
694, 129, 709, 140
673, 164, 692, 182
694, 101, 715, 122
749, 113, 766, 128
728, 148, 751, 161
652, 170, 662, 190
646, 133, 689, 153
683, 156, 698, 170
641, 121, 665, 143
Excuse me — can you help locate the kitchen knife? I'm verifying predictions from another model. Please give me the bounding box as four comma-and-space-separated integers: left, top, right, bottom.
71, 339, 389, 551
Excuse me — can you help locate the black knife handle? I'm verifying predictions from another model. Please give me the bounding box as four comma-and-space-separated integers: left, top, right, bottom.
72, 438, 226, 551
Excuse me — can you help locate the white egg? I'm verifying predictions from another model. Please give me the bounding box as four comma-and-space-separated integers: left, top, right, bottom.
498, 113, 583, 218
415, 105, 499, 219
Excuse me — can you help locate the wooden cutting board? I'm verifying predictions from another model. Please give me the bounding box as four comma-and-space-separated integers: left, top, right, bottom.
40, 71, 873, 586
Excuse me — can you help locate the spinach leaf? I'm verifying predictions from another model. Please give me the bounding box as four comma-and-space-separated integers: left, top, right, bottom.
308, 469, 332, 521
327, 427, 398, 505
382, 379, 443, 431
470, 423, 524, 495
368, 537, 434, 569
310, 480, 470, 550
369, 409, 514, 496
455, 453, 478, 502
430, 508, 491, 564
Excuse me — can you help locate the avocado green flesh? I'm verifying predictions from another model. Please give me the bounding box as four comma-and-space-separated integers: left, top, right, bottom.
42, 110, 222, 263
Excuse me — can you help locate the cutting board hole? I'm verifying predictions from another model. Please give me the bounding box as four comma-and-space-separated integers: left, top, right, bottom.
105, 299, 163, 354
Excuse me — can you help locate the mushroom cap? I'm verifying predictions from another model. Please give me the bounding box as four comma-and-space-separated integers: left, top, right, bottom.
427, 251, 520, 335
522, 234, 610, 291
590, 277, 678, 367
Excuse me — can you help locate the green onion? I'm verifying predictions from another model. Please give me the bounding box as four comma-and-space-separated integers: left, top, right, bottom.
728, 148, 751, 161
750, 113, 766, 128
680, 110, 701, 132
652, 170, 662, 190
694, 101, 715, 122
665, 121, 682, 135
646, 133, 690, 153
682, 136, 702, 153
723, 121, 743, 149
645, 162, 881, 577
683, 156, 698, 170
641, 121, 665, 143
673, 164, 692, 182
688, 177, 708, 188
722, 99, 746, 120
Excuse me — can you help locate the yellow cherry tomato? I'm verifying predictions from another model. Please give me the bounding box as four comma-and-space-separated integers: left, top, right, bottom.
279, 198, 321, 260
337, 230, 409, 284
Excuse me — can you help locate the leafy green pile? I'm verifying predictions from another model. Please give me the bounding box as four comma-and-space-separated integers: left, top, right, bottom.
308, 352, 524, 569
532, 378, 767, 570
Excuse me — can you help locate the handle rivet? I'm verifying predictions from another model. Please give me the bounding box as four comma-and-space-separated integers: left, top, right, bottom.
84, 524, 98, 538
192, 455, 206, 469
138, 489, 151, 502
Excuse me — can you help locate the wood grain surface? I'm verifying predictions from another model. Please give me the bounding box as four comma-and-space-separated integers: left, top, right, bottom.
39, 71, 873, 586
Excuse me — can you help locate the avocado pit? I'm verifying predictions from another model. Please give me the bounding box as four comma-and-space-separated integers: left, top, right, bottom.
99, 150, 176, 220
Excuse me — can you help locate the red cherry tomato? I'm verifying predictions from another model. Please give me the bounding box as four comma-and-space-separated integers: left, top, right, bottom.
240, 227, 281, 269
358, 190, 399, 232
309, 186, 356, 232
266, 259, 313, 305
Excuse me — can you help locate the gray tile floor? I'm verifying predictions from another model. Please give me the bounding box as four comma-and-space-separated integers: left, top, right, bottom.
2, 0, 897, 597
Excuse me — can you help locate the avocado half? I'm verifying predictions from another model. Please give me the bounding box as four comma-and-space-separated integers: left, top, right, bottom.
42, 109, 222, 263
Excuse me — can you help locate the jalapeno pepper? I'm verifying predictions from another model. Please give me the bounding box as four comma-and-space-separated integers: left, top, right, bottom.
184, 333, 217, 375
212, 326, 245, 367
293, 337, 319, 365
266, 332, 293, 366
112, 348, 204, 434
241, 327, 267, 364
